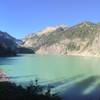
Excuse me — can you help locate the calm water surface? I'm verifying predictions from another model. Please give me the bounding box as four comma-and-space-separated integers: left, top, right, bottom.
0, 54, 100, 99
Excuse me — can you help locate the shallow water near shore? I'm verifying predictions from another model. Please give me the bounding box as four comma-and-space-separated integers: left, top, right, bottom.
0, 54, 100, 100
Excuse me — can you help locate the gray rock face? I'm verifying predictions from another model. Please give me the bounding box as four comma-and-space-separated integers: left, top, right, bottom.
23, 22, 100, 56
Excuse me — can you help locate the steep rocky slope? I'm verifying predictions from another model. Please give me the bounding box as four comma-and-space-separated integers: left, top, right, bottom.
23, 22, 100, 56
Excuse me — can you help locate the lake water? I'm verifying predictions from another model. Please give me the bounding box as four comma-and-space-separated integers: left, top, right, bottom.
0, 54, 100, 100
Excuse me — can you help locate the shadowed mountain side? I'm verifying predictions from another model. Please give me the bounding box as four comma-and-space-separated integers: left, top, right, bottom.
0, 43, 17, 57
0, 30, 35, 56
17, 47, 35, 54
0, 31, 17, 56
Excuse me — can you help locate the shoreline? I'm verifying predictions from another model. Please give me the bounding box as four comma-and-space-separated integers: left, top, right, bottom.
35, 52, 100, 58
67, 54, 100, 58
0, 69, 9, 82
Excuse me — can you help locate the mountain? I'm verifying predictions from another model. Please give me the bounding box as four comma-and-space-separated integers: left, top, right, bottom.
23, 24, 68, 50
0, 31, 34, 56
22, 21, 100, 56
0, 31, 17, 56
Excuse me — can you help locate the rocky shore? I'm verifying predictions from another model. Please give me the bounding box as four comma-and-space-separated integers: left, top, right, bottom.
0, 70, 9, 82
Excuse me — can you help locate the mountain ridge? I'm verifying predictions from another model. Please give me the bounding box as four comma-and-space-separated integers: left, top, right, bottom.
0, 31, 34, 56
0, 21, 100, 57
23, 21, 100, 56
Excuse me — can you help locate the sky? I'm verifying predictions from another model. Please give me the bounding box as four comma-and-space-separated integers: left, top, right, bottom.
0, 0, 100, 38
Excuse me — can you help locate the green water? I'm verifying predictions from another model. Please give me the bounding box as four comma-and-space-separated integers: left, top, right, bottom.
0, 54, 100, 81
0, 54, 100, 96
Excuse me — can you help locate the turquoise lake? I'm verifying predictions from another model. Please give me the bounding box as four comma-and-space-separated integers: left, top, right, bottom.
0, 54, 100, 99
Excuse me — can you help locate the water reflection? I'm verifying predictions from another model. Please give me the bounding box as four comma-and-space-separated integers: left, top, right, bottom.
55, 75, 100, 100
0, 57, 16, 65
0, 55, 22, 65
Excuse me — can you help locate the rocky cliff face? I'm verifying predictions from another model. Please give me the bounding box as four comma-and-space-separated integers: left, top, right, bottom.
23, 22, 100, 56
